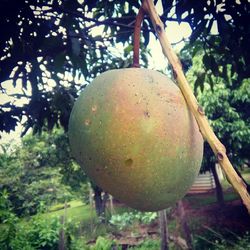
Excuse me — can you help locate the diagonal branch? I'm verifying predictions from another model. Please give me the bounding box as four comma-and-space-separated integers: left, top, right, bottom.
142, 0, 250, 213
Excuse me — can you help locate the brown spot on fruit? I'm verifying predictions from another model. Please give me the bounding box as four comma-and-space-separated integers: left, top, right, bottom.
91, 105, 97, 113
84, 119, 91, 126
125, 158, 133, 166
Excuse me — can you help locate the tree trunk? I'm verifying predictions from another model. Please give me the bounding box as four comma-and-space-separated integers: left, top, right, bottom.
211, 164, 224, 206
176, 200, 193, 249
159, 210, 169, 250
92, 184, 108, 222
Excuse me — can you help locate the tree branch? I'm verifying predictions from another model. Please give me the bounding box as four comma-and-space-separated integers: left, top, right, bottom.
58, 8, 136, 30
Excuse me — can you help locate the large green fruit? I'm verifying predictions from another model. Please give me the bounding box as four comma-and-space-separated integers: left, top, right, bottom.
68, 68, 203, 211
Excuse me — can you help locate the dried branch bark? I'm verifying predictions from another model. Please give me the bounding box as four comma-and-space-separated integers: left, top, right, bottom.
142, 0, 250, 213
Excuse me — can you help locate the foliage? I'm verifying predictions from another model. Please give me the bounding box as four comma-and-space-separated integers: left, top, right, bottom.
0, 0, 249, 134
69, 236, 88, 250
0, 190, 16, 223
0, 203, 116, 250
90, 236, 118, 250
0, 201, 95, 250
0, 129, 86, 216
0, 211, 61, 250
2, 194, 250, 250
109, 211, 157, 230
0, 0, 149, 134
182, 46, 250, 170
194, 228, 250, 250
199, 82, 250, 167
0, 191, 19, 249
0, 192, 61, 250
70, 236, 121, 250
128, 239, 160, 250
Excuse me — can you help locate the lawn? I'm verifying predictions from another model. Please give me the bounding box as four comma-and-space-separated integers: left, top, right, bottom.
242, 168, 250, 182
46, 200, 96, 222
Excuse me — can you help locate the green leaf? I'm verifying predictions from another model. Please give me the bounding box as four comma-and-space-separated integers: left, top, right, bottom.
53, 52, 66, 73
124, 44, 133, 56
202, 54, 219, 76
194, 72, 205, 92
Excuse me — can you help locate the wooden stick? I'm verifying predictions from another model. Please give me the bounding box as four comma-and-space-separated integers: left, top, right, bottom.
142, 0, 250, 213
159, 210, 169, 250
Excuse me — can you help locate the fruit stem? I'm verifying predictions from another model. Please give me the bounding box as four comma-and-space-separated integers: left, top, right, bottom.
132, 6, 145, 68
142, 0, 250, 213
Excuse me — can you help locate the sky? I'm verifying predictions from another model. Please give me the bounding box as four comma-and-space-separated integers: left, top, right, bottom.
0, 3, 192, 146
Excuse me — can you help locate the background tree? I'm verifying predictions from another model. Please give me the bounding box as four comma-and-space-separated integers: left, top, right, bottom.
0, 129, 86, 216
0, 129, 111, 219
180, 44, 250, 204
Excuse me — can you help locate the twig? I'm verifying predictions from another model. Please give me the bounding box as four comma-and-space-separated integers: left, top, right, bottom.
58, 8, 136, 30
142, 0, 250, 213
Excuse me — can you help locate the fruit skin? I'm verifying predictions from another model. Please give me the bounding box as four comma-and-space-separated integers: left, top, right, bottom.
68, 68, 204, 211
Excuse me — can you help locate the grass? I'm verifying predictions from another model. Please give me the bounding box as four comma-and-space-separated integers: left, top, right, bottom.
45, 200, 96, 222
18, 200, 101, 242
36, 168, 249, 218
183, 168, 250, 209
49, 200, 84, 212
242, 168, 250, 182
17, 200, 97, 227
184, 190, 239, 209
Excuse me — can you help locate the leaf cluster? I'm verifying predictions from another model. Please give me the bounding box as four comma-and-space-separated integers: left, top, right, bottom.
183, 44, 250, 170
0, 0, 150, 134
109, 211, 157, 230
1, 0, 249, 134
0, 129, 87, 216
0, 214, 61, 250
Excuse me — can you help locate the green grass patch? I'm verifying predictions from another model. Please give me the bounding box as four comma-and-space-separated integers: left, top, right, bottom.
49, 200, 84, 212
242, 168, 250, 174
45, 201, 95, 223
242, 169, 250, 182
184, 194, 217, 208
45, 201, 118, 241
184, 190, 239, 208
18, 201, 98, 241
